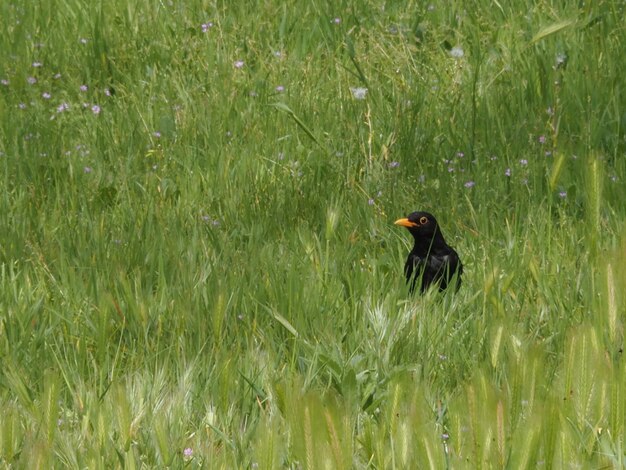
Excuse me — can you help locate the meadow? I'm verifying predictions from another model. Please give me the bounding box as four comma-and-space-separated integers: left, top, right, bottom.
1, 0, 625, 467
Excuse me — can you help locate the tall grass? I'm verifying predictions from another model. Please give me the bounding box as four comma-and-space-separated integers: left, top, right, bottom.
1, 0, 625, 467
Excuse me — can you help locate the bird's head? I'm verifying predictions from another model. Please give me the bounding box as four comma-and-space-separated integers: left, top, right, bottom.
394, 211, 440, 239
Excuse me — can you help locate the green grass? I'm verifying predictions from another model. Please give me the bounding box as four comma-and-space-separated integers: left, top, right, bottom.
1, 0, 625, 467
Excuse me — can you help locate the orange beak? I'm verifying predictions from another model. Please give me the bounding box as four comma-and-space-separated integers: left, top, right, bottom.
394, 218, 418, 228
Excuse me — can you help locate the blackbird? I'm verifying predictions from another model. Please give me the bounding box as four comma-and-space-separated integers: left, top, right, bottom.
394, 211, 462, 293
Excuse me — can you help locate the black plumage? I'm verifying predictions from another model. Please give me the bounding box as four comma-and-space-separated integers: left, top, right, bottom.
394, 211, 463, 293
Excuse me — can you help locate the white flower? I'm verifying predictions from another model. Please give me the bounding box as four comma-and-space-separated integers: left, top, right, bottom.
350, 87, 368, 100
449, 46, 464, 58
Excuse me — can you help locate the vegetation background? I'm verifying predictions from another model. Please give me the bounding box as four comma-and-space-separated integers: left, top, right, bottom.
1, 0, 625, 467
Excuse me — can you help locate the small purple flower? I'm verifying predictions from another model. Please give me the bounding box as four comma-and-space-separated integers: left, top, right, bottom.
80, 84, 88, 92
104, 88, 112, 96
490, 155, 498, 161
456, 151, 464, 158
1, 79, 8, 86
42, 92, 51, 99
505, 168, 511, 177
201, 22, 213, 32
57, 102, 69, 113
464, 181, 475, 188
27, 77, 37, 85
389, 161, 400, 168
558, 191, 567, 198
234, 60, 245, 69
32, 61, 43, 68
183, 448, 193, 458
18, 103, 27, 109
275, 85, 285, 92
83, 166, 93, 174
153, 131, 161, 138
91, 104, 101, 114
333, 17, 341, 24
54, 73, 62, 79
610, 175, 617, 182
520, 159, 528, 166
448, 167, 454, 173
368, 198, 374, 205
545, 151, 552, 157
442, 433, 450, 441
538, 135, 546, 144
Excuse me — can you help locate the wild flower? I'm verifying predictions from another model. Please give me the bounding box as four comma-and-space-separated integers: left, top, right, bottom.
91, 105, 101, 114
449, 46, 464, 58
538, 135, 546, 144
234, 60, 244, 69
464, 181, 475, 188
368, 198, 374, 205
83, 166, 93, 173
505, 168, 511, 177
57, 102, 69, 113
183, 448, 193, 458
520, 159, 528, 166
389, 161, 400, 168
1, 79, 9, 86
27, 77, 37, 85
558, 191, 567, 198
32, 62, 43, 67
153, 131, 161, 138
350, 87, 368, 100
333, 17, 341, 24
42, 92, 51, 99
201, 22, 213, 32
80, 38, 88, 44
80, 85, 88, 92
275, 85, 285, 92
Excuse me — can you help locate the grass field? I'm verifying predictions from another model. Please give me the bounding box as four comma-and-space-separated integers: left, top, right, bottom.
1, 0, 626, 467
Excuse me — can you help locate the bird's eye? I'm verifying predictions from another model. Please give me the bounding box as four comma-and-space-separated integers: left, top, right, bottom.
419, 216, 428, 224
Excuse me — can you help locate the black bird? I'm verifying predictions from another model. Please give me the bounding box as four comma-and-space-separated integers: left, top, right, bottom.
394, 211, 463, 293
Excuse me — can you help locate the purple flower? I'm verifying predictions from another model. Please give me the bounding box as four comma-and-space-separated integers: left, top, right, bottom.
104, 88, 112, 96
80, 84, 88, 92
91, 105, 101, 114
54, 73, 62, 79
42, 92, 51, 99
389, 161, 400, 168
447, 167, 454, 173
32, 62, 43, 68
505, 168, 511, 177
456, 151, 464, 158
153, 131, 161, 138
520, 159, 528, 166
57, 102, 69, 113
333, 17, 341, 24
27, 77, 37, 85
558, 191, 567, 198
1, 79, 8, 86
201, 22, 213, 32
183, 448, 193, 458
538, 135, 546, 144
18, 103, 27, 109
464, 181, 475, 188
275, 85, 285, 92
83, 166, 93, 174
545, 151, 552, 157
368, 198, 374, 205
234, 60, 244, 69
